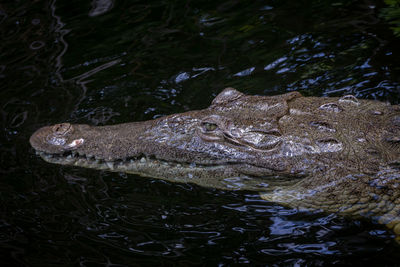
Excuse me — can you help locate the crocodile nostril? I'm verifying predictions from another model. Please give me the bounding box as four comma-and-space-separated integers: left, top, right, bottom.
52, 123, 72, 136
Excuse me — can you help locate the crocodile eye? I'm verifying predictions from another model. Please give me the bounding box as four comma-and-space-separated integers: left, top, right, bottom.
202, 122, 218, 132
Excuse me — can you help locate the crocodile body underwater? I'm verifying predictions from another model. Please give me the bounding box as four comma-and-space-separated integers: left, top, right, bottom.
30, 88, 400, 238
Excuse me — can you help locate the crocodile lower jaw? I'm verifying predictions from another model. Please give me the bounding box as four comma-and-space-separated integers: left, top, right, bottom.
35, 150, 294, 191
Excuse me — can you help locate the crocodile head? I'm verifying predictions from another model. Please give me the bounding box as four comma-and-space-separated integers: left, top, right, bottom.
30, 89, 299, 189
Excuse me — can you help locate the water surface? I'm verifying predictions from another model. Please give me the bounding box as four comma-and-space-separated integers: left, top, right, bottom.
1, 0, 400, 265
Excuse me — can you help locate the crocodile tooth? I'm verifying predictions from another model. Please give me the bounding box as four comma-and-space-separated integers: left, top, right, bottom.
140, 157, 146, 163
106, 161, 114, 170
67, 154, 72, 159
66, 156, 76, 163
74, 159, 83, 166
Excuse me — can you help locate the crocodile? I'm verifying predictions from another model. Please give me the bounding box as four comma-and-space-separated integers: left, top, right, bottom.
30, 88, 400, 238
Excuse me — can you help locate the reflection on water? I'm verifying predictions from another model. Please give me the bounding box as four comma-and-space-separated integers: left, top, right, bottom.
89, 0, 115, 17
1, 0, 400, 265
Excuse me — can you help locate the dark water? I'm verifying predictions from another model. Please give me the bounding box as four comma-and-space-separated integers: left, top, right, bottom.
1, 0, 400, 265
